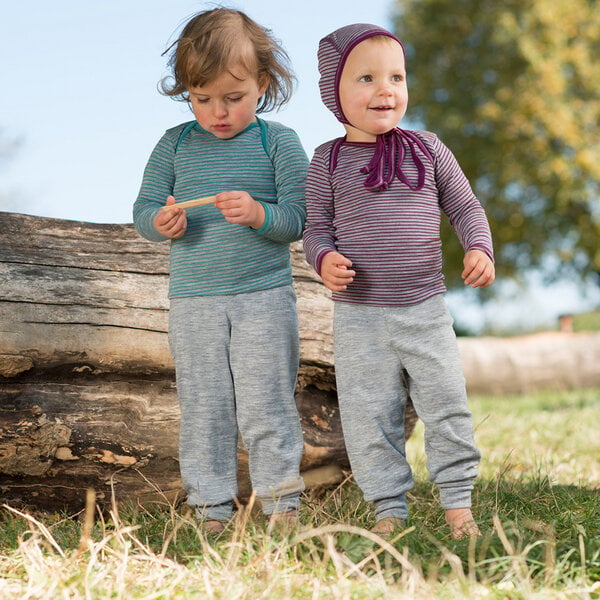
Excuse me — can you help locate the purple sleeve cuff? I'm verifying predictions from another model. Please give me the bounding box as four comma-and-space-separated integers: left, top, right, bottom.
468, 245, 495, 263
315, 249, 333, 275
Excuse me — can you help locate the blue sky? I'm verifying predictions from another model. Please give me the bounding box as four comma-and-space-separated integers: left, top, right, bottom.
1, 0, 392, 223
2, 0, 598, 331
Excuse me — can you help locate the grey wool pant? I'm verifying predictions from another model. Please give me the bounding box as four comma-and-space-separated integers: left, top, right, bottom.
333, 294, 480, 520
169, 285, 305, 521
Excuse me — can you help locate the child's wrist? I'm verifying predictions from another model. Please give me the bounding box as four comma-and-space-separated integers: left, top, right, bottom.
249, 200, 266, 229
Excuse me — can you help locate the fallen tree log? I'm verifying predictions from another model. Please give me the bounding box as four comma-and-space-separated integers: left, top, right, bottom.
0, 212, 416, 512
458, 332, 600, 394
3, 212, 599, 513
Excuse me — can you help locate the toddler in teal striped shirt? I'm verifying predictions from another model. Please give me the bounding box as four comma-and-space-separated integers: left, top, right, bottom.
133, 8, 308, 534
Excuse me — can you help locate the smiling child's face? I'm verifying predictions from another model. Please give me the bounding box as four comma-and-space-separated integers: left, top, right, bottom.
339, 36, 408, 142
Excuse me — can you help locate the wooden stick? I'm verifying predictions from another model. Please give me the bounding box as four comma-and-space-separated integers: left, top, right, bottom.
161, 195, 216, 211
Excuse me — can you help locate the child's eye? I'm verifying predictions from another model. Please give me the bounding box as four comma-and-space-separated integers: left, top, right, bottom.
194, 97, 209, 104
392, 74, 404, 82
227, 96, 243, 103
359, 75, 373, 83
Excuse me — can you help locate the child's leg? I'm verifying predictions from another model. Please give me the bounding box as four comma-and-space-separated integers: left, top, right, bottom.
229, 285, 305, 516
392, 295, 480, 516
169, 296, 238, 522
333, 303, 412, 521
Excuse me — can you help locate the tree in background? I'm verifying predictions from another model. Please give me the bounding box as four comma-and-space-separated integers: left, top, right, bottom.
393, 0, 600, 288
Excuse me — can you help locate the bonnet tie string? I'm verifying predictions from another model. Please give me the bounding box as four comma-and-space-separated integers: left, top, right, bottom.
360, 128, 434, 192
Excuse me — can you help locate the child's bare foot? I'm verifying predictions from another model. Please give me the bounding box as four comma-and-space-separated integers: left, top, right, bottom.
203, 520, 226, 535
445, 508, 481, 539
370, 517, 405, 536
267, 509, 299, 533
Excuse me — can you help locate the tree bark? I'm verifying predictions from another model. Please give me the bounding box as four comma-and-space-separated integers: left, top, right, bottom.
0, 212, 417, 512
3, 212, 599, 512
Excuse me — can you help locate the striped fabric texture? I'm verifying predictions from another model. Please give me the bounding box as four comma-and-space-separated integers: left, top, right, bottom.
303, 130, 494, 306
133, 119, 308, 298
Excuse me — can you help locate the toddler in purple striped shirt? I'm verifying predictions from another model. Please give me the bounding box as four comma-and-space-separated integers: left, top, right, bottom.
303, 23, 495, 538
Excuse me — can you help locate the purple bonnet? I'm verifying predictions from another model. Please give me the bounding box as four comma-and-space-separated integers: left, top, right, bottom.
317, 23, 433, 191
318, 23, 403, 124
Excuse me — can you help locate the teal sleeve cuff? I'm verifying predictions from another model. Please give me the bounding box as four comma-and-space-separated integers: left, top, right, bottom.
253, 201, 272, 234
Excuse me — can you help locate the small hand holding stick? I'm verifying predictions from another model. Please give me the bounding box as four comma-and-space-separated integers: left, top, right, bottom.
158, 191, 265, 231
153, 195, 190, 239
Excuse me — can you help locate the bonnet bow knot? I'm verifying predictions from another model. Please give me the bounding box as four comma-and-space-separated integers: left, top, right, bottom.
360, 127, 433, 192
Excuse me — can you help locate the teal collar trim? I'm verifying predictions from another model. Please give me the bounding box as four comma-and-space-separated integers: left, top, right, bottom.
175, 117, 269, 156
256, 117, 269, 157
175, 119, 268, 158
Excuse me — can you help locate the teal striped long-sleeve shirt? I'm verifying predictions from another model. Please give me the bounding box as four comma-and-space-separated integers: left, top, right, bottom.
133, 118, 309, 297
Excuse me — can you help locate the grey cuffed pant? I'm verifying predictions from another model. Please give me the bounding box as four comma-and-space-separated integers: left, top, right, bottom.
169, 285, 305, 521
333, 294, 480, 520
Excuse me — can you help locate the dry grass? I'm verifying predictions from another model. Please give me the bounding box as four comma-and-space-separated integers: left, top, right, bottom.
0, 388, 598, 599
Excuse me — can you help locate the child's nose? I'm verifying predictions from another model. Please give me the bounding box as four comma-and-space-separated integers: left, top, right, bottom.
377, 81, 394, 96
212, 101, 228, 118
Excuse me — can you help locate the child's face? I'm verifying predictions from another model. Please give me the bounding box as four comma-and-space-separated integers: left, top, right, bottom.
188, 67, 267, 139
339, 37, 408, 142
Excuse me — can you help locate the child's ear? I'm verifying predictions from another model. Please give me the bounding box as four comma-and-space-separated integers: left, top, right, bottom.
258, 74, 270, 96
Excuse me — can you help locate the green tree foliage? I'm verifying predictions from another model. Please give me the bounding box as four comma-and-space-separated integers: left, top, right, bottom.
393, 0, 600, 287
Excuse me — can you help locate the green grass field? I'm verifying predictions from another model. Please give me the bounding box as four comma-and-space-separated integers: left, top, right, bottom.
574, 311, 600, 333
1, 388, 598, 599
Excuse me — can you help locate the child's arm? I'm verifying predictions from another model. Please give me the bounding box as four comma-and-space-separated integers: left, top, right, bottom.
252, 125, 309, 242
303, 146, 340, 280
432, 134, 495, 272
462, 249, 495, 288
133, 133, 177, 242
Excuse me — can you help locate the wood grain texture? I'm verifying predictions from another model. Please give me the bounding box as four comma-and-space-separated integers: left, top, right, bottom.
4, 212, 598, 512
0, 212, 416, 511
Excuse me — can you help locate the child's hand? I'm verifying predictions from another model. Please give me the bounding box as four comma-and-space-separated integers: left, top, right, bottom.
215, 191, 266, 229
153, 195, 187, 239
462, 249, 495, 288
320, 252, 355, 292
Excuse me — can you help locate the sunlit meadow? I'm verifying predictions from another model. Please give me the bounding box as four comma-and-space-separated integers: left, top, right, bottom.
1, 388, 598, 599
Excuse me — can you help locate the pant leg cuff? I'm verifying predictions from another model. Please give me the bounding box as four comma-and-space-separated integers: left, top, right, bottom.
373, 495, 409, 520
194, 502, 234, 521
376, 506, 409, 520
439, 487, 473, 510
260, 493, 300, 516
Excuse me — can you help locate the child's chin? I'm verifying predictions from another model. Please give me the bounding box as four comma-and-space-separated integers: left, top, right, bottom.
370, 124, 396, 136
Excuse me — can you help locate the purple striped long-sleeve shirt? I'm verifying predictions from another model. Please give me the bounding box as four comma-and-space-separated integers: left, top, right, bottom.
302, 129, 494, 306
